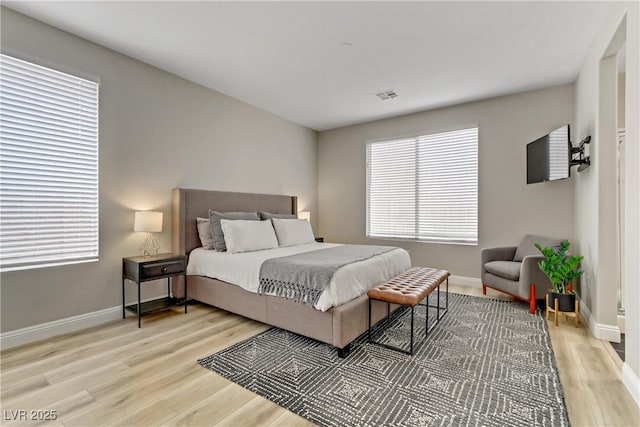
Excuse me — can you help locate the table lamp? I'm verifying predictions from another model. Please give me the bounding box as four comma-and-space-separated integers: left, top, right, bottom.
298, 211, 311, 222
134, 211, 163, 256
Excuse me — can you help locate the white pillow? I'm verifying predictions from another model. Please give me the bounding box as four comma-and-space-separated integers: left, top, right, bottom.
220, 219, 278, 254
271, 218, 315, 247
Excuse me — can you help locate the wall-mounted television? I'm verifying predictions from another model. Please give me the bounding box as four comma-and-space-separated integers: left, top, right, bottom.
526, 125, 570, 184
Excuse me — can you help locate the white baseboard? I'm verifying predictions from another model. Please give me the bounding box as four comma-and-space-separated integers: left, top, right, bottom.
0, 294, 176, 350
578, 295, 622, 342
578, 296, 595, 335
449, 275, 482, 288
618, 313, 625, 333
0, 306, 122, 350
0, 277, 482, 349
622, 363, 640, 408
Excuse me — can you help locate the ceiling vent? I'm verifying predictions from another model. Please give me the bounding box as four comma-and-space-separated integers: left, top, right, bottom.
375, 89, 398, 100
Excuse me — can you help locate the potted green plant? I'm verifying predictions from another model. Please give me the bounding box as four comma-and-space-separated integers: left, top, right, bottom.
534, 240, 584, 312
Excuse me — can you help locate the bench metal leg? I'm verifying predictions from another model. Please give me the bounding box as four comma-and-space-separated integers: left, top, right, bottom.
367, 275, 450, 356
425, 294, 429, 336
423, 279, 450, 335
368, 301, 420, 356
368, 298, 392, 345
368, 297, 372, 342
443, 277, 449, 319
387, 302, 390, 325
435, 277, 449, 321
410, 306, 415, 355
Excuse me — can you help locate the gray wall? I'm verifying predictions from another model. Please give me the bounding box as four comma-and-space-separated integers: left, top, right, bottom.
619, 73, 626, 128
574, 1, 640, 385
0, 8, 318, 332
318, 84, 575, 278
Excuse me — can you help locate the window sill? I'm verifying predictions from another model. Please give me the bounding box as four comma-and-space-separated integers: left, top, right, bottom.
366, 236, 478, 246
1, 258, 99, 273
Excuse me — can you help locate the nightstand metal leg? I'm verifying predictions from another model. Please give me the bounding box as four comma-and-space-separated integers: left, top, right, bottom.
122, 277, 126, 319
137, 280, 141, 328
184, 273, 188, 314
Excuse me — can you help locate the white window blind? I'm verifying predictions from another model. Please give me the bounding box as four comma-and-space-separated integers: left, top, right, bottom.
0, 54, 99, 271
367, 127, 478, 244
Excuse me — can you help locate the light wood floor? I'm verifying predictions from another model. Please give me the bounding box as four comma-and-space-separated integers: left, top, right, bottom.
1, 285, 638, 426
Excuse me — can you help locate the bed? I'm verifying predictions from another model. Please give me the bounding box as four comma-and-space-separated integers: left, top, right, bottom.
171, 188, 410, 356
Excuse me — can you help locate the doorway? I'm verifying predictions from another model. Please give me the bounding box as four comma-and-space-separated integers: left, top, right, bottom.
616, 46, 626, 332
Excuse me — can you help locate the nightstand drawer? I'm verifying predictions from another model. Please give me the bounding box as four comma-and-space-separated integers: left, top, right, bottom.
140, 260, 185, 279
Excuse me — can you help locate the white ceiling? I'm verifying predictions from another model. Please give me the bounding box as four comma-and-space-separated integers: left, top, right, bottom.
4, 1, 606, 131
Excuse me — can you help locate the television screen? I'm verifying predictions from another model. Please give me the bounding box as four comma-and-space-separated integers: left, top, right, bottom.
526, 125, 570, 184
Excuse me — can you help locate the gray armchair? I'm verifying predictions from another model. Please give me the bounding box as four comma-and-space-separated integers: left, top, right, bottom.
481, 235, 562, 314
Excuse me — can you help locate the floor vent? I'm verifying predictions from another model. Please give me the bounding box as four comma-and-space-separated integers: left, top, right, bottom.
375, 90, 398, 100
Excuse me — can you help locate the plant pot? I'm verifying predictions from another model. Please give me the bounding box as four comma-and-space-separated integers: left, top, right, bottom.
547, 292, 576, 312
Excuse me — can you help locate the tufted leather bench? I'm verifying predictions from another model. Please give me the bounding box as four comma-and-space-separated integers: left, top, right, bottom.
367, 267, 450, 355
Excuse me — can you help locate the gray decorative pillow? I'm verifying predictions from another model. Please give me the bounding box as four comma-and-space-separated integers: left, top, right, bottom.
258, 211, 296, 220
196, 217, 215, 250
208, 210, 260, 252
513, 234, 563, 262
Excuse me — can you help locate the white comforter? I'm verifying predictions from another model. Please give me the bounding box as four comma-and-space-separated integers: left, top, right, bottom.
187, 242, 411, 311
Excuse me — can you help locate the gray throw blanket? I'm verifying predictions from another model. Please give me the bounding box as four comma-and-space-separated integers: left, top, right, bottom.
258, 245, 396, 306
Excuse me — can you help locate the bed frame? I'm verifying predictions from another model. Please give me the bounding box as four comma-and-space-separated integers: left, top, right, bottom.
171, 188, 397, 357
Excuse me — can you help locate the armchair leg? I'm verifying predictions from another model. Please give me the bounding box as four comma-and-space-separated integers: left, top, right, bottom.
482, 284, 487, 295
529, 283, 536, 314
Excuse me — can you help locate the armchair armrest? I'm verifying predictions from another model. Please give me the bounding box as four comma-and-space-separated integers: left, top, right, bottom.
520, 255, 552, 298
481, 246, 517, 265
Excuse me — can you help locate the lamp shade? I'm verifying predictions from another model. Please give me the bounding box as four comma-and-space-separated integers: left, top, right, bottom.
134, 211, 163, 233
298, 211, 311, 222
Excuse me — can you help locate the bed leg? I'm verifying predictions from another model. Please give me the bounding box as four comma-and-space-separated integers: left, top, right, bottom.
337, 344, 351, 358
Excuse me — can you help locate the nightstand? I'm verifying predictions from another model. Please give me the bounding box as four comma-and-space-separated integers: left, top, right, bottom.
122, 253, 187, 327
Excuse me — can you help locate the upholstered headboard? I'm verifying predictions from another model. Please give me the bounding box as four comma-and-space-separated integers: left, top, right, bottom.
172, 188, 297, 256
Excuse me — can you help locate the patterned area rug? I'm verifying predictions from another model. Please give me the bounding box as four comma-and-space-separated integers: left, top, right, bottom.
198, 292, 569, 426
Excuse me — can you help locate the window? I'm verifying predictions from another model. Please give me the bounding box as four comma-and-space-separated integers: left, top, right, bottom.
0, 54, 99, 271
367, 127, 478, 245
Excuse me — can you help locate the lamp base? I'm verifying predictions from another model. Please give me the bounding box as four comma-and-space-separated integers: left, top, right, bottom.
139, 233, 161, 257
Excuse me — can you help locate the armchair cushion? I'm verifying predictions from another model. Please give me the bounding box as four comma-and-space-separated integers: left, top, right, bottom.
513, 234, 563, 262
484, 261, 521, 281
